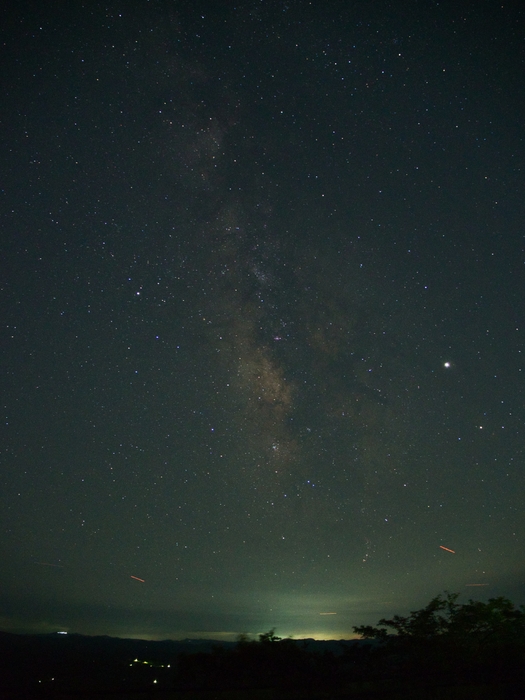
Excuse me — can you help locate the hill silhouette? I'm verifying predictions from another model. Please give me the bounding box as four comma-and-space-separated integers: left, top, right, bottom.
1, 593, 525, 698
0, 629, 362, 696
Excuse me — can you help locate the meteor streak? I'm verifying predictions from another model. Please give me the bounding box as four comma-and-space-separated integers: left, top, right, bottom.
130, 575, 145, 582
439, 545, 455, 553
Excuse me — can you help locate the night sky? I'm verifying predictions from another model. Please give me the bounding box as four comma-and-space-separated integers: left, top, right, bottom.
2, 1, 524, 641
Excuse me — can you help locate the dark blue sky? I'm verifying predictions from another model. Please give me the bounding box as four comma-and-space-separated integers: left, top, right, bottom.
1, 0, 524, 640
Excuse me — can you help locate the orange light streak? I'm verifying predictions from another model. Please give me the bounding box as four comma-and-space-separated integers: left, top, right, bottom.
37, 562, 64, 567
130, 575, 145, 582
439, 545, 455, 553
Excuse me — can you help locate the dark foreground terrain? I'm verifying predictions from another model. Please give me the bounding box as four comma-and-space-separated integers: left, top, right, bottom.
2, 595, 525, 699
0, 630, 523, 700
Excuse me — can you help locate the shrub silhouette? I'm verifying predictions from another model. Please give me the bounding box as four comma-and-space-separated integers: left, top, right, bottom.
176, 629, 329, 691
353, 591, 525, 683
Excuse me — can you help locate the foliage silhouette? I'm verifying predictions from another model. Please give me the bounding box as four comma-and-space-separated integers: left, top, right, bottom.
353, 591, 525, 684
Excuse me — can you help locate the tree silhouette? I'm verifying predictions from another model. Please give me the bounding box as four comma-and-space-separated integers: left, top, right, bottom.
353, 591, 525, 683
257, 628, 282, 644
